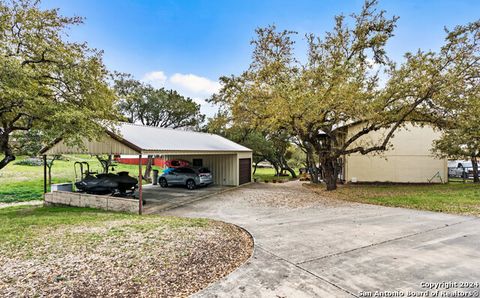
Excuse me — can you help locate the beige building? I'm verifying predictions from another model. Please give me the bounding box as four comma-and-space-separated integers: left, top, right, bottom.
343, 123, 447, 183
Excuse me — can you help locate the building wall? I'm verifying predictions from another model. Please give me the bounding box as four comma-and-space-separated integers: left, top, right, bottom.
162, 154, 238, 186
45, 135, 139, 155
344, 123, 447, 183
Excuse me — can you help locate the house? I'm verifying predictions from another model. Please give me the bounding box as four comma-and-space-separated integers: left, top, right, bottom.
342, 123, 447, 183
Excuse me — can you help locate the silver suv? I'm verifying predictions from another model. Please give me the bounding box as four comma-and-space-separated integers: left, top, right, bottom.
159, 167, 213, 190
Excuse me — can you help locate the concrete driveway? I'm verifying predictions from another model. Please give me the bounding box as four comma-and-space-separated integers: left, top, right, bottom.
162, 181, 480, 297
142, 184, 233, 213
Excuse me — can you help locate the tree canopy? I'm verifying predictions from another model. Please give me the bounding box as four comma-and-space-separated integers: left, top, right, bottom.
113, 73, 205, 129
204, 112, 297, 177
211, 0, 480, 190
432, 70, 480, 182
0, 0, 119, 169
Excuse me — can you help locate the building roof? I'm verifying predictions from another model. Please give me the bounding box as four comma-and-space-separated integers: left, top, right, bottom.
41, 122, 252, 155
114, 122, 251, 153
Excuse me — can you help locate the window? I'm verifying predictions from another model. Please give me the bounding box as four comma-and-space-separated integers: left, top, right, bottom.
193, 159, 203, 167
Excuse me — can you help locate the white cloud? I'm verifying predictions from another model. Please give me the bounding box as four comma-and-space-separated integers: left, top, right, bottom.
142, 71, 167, 88
141, 70, 221, 117
169, 73, 221, 96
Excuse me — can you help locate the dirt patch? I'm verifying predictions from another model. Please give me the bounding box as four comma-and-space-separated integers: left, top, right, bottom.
0, 216, 253, 297
225, 181, 351, 209
0, 200, 43, 209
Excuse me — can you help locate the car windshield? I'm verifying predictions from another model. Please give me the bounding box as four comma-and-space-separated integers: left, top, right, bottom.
198, 167, 211, 173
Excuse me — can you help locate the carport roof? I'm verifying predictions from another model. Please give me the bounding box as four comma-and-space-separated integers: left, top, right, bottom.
116, 123, 251, 153
41, 122, 252, 155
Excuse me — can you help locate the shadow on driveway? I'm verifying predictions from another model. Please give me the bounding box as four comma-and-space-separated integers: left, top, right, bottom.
142, 184, 234, 214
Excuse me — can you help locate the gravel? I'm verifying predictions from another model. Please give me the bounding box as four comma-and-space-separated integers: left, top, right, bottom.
222, 180, 352, 209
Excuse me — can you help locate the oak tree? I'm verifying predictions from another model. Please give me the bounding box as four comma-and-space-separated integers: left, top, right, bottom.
113, 73, 205, 179
0, 0, 119, 169
211, 0, 479, 190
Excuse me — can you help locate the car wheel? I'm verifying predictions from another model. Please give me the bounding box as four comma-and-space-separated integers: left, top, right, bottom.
159, 178, 168, 188
186, 179, 196, 190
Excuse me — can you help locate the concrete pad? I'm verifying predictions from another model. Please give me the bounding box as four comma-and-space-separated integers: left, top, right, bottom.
248, 205, 472, 264
160, 181, 480, 297
301, 218, 480, 295
194, 248, 352, 298
142, 184, 233, 213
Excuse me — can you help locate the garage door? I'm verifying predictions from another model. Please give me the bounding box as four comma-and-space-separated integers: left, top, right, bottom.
239, 158, 251, 185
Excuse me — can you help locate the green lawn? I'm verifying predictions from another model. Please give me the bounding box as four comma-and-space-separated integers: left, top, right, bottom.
0, 205, 204, 248
308, 182, 480, 216
253, 167, 297, 182
0, 155, 160, 203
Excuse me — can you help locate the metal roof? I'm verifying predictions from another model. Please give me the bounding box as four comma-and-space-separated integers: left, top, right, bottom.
41, 122, 252, 155
115, 122, 252, 153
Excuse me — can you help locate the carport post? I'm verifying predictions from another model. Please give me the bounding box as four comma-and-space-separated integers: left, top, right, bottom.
138, 154, 143, 215
43, 155, 47, 194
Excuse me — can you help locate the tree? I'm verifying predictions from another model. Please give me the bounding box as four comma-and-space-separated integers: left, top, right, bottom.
45, 155, 61, 186
113, 74, 205, 129
11, 129, 44, 157
113, 74, 205, 179
432, 91, 480, 183
204, 112, 297, 178
211, 0, 479, 190
0, 0, 119, 170
434, 129, 480, 183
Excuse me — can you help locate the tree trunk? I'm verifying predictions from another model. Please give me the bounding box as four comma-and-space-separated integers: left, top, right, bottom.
321, 156, 338, 191
269, 160, 279, 177
48, 167, 52, 186
472, 156, 479, 183
280, 156, 297, 178
253, 161, 259, 175
96, 155, 113, 174
282, 166, 297, 178
144, 155, 153, 180
0, 133, 15, 170
306, 149, 319, 183
46, 156, 60, 187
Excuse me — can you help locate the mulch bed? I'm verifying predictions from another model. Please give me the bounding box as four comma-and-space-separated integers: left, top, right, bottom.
0, 217, 253, 297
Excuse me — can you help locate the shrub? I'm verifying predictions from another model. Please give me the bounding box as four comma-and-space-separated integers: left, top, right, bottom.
14, 158, 43, 166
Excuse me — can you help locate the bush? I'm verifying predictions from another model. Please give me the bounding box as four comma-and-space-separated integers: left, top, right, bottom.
14, 158, 43, 166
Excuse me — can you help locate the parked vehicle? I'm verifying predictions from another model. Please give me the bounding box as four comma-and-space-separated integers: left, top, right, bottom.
159, 167, 213, 190
256, 161, 274, 168
74, 162, 138, 196
448, 161, 474, 179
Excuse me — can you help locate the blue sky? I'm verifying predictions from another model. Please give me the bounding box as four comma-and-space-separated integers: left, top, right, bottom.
42, 0, 480, 116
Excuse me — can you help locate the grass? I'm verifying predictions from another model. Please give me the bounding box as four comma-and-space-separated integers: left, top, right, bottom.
0, 205, 206, 247
0, 155, 161, 203
253, 167, 297, 182
308, 182, 480, 216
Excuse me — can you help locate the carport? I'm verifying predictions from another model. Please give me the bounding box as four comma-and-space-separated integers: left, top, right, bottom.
40, 122, 253, 214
